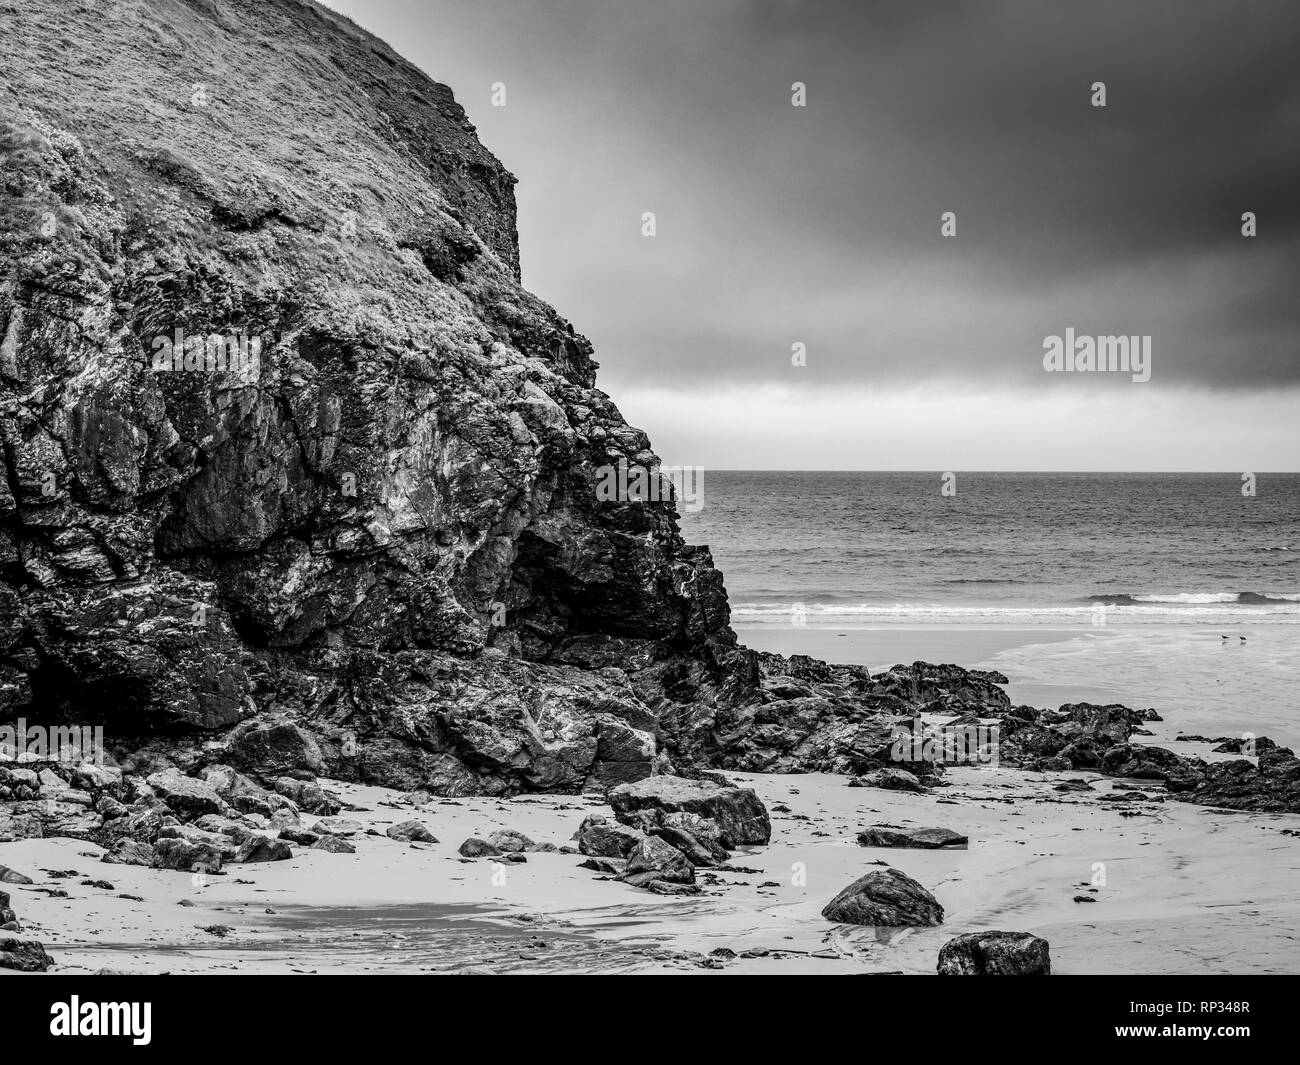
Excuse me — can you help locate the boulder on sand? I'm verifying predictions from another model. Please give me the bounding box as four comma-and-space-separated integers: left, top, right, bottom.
0, 937, 53, 972
857, 826, 968, 849
608, 775, 770, 846
151, 837, 224, 873
821, 867, 943, 927
1099, 743, 1203, 787
574, 813, 645, 858
311, 834, 355, 854
848, 768, 926, 793
0, 864, 34, 885
487, 829, 534, 853
387, 820, 438, 843
144, 769, 228, 819
937, 931, 1051, 975
620, 835, 695, 885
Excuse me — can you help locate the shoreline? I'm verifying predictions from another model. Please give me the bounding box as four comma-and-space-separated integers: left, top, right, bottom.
4, 628, 1297, 976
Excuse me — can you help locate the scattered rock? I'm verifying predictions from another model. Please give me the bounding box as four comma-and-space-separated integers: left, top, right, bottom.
848, 768, 926, 793
574, 813, 645, 858
621, 836, 695, 885
144, 770, 228, 819
0, 937, 53, 972
458, 837, 501, 857
227, 721, 323, 778
609, 775, 771, 846
821, 867, 943, 927
937, 931, 1051, 975
0, 864, 34, 885
857, 826, 968, 849
103, 840, 157, 867
310, 817, 363, 837
151, 838, 224, 873
311, 835, 355, 854
487, 829, 534, 853
386, 820, 438, 843
232, 835, 293, 863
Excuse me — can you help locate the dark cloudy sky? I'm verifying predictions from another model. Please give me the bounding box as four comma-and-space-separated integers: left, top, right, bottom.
326, 0, 1299, 469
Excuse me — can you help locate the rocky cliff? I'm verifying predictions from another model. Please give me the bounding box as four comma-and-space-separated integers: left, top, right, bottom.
1, 0, 749, 793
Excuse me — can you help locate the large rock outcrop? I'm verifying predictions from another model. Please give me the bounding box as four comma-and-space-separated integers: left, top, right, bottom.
0, 0, 745, 793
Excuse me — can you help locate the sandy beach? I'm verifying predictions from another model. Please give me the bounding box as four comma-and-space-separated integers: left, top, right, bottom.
6, 761, 1299, 976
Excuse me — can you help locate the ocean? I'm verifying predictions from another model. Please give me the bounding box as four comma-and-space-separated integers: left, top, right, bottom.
678, 471, 1300, 627
679, 471, 1300, 746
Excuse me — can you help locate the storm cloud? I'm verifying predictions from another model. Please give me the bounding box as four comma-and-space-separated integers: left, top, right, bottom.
325, 0, 1300, 466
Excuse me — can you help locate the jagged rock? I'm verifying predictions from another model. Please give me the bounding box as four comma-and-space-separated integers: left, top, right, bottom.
278, 826, 319, 846
273, 778, 340, 816
619, 808, 730, 866
608, 776, 770, 846
458, 837, 501, 857
0, 937, 53, 972
937, 931, 1051, 975
621, 836, 695, 885
857, 826, 968, 849
200, 765, 290, 817
0, 888, 15, 925
102, 801, 173, 845
102, 840, 156, 866
71, 763, 123, 790
311, 835, 355, 854
227, 722, 323, 779
1052, 703, 1146, 746
646, 811, 731, 866
1100, 743, 1205, 787
486, 829, 534, 853
0, 813, 43, 842
0, 864, 34, 884
821, 868, 943, 927
269, 807, 300, 830
642, 880, 703, 896
232, 834, 293, 862
588, 720, 656, 787
145, 770, 228, 819
191, 814, 248, 836
386, 820, 438, 843
1212, 736, 1278, 755
848, 768, 926, 793
151, 837, 224, 873
578, 857, 624, 874
1173, 749, 1300, 813
574, 813, 646, 858
311, 817, 363, 837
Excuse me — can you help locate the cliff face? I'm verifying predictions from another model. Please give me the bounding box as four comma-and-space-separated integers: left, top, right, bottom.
0, 0, 745, 792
